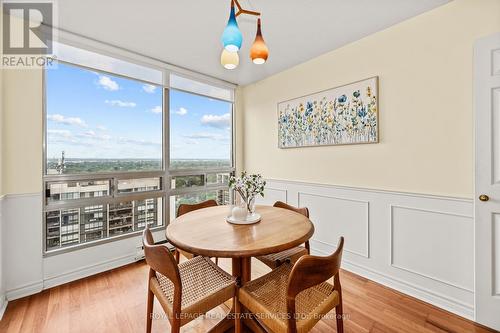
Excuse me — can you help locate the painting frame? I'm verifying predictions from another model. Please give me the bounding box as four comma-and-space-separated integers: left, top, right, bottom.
277, 76, 379, 149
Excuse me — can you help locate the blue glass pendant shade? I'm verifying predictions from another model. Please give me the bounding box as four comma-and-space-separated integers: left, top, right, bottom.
221, 3, 242, 52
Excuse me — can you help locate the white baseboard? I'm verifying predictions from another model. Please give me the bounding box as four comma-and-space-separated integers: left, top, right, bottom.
341, 259, 474, 320
313, 243, 474, 319
6, 280, 43, 301
43, 254, 138, 290
6, 254, 140, 299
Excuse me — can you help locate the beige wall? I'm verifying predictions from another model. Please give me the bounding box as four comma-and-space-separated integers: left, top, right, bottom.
2, 69, 43, 195
1, 11, 44, 195
239, 0, 500, 198
1, 0, 499, 197
0, 7, 3, 197
1, 67, 3, 197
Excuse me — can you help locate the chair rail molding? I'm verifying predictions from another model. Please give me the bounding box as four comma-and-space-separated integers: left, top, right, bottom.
256, 178, 474, 320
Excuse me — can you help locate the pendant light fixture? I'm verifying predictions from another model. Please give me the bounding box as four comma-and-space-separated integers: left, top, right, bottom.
250, 18, 269, 64
219, 0, 269, 70
220, 49, 239, 70
221, 1, 242, 52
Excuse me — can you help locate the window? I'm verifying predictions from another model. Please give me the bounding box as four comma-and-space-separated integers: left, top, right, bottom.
45, 62, 163, 174
44, 59, 166, 253
168, 74, 234, 221
43, 49, 235, 255
169, 89, 232, 170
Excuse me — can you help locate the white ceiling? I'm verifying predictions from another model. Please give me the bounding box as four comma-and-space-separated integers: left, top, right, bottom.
55, 0, 450, 85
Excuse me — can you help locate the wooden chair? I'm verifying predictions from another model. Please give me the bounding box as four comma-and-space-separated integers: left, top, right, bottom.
256, 201, 310, 268
238, 237, 345, 333
174, 199, 219, 264
143, 227, 236, 333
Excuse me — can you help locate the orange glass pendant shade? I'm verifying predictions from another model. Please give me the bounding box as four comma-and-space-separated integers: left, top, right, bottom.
250, 18, 269, 65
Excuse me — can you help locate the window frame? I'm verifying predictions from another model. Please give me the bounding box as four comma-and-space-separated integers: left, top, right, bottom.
42, 57, 235, 256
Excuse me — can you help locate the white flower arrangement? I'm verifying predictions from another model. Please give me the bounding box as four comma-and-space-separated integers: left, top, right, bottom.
229, 171, 266, 213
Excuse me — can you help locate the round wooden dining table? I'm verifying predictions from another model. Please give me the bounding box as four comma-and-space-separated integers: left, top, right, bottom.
167, 204, 314, 284
166, 204, 314, 332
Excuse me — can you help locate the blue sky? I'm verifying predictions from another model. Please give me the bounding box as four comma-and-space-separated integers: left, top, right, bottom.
46, 62, 231, 161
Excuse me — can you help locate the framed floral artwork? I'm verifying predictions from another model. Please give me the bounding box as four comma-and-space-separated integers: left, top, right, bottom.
278, 76, 379, 148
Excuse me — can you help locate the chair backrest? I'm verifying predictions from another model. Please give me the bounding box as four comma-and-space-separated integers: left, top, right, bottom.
142, 227, 181, 288
273, 201, 309, 218
286, 236, 344, 328
177, 199, 218, 217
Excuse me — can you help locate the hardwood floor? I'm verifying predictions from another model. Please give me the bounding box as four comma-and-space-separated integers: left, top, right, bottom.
0, 257, 496, 333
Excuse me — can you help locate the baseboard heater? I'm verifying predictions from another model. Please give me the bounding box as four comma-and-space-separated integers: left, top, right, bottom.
135, 240, 176, 261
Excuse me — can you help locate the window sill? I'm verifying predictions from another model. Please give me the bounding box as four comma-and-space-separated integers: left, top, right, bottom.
43, 225, 166, 257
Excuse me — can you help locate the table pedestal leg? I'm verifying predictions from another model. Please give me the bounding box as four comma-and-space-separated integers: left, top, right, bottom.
234, 257, 251, 285
209, 257, 263, 333
235, 258, 268, 333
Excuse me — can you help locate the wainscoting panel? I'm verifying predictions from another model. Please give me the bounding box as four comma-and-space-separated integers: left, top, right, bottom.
3, 193, 44, 300
298, 192, 369, 258
262, 179, 475, 320
390, 205, 473, 292
0, 195, 6, 320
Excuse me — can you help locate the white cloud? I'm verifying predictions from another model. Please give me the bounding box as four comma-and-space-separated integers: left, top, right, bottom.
117, 137, 161, 146
47, 129, 90, 146
174, 107, 188, 116
96, 125, 107, 131
97, 75, 119, 91
183, 133, 226, 140
47, 129, 72, 138
105, 100, 137, 108
184, 139, 199, 145
200, 113, 231, 129
47, 114, 87, 127
78, 130, 112, 140
151, 106, 162, 114
142, 84, 156, 93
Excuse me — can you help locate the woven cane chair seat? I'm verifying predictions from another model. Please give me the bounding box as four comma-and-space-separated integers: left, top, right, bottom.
151, 256, 235, 325
239, 263, 339, 333
256, 246, 308, 268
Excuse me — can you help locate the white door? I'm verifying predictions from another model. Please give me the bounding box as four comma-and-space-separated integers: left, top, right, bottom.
475, 32, 500, 330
